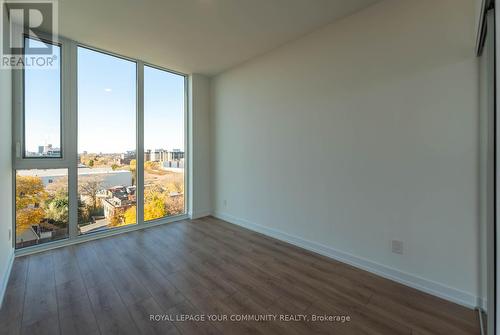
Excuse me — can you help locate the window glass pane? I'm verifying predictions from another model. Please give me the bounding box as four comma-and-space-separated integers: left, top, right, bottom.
16, 169, 68, 248
24, 38, 61, 157
144, 66, 185, 221
77, 47, 137, 234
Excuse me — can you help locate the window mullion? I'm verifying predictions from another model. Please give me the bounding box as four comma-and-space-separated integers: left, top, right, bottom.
137, 61, 145, 225
12, 68, 22, 165
65, 40, 78, 238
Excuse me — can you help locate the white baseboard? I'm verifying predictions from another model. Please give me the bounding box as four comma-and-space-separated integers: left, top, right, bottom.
478, 297, 487, 312
190, 210, 212, 220
212, 211, 479, 309
0, 248, 14, 309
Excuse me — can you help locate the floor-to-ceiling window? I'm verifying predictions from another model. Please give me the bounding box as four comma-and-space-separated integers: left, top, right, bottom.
143, 65, 186, 222
77, 47, 137, 234
13, 36, 188, 249
14, 38, 67, 249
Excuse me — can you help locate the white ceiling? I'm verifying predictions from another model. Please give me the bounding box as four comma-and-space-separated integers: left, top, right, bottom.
55, 0, 379, 75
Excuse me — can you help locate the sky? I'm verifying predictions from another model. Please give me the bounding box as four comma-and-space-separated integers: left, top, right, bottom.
24, 40, 61, 153
25, 40, 185, 155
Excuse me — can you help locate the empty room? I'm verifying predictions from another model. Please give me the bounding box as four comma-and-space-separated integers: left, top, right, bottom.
0, 0, 497, 334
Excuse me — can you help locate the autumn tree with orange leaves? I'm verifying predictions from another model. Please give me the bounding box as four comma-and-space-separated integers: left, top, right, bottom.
15, 175, 48, 235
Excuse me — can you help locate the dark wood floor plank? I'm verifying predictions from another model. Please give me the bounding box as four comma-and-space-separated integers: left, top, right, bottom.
108, 234, 187, 310
92, 238, 152, 307
54, 259, 81, 286
21, 314, 60, 335
267, 296, 343, 335
0, 256, 28, 335
0, 217, 480, 335
55, 276, 87, 307
363, 293, 479, 335
74, 240, 142, 335
6, 256, 29, 290
166, 300, 220, 335
21, 252, 60, 334
0, 284, 25, 335
127, 297, 180, 335
53, 245, 100, 335
58, 294, 99, 335
223, 292, 297, 335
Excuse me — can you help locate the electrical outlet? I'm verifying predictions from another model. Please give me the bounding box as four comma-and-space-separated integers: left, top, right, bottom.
223, 199, 227, 208
8, 229, 11, 241
392, 240, 403, 254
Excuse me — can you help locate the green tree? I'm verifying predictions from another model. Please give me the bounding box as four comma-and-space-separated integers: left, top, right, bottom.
45, 193, 69, 226
78, 199, 90, 224
88, 159, 94, 167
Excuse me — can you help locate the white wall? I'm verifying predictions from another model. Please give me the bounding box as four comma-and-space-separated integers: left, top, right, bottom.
0, 5, 14, 305
211, 0, 480, 307
189, 74, 211, 218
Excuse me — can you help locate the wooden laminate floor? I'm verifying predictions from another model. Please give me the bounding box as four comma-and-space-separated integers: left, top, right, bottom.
0, 217, 480, 335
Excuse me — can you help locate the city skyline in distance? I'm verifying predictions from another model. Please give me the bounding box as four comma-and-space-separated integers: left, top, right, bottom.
77, 147, 184, 155
28, 145, 185, 156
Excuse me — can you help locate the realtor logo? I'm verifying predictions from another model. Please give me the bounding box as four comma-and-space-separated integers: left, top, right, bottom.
1, 0, 58, 69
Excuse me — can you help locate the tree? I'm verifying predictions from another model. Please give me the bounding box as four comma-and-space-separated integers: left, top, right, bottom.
78, 199, 90, 224
79, 176, 104, 213
129, 159, 136, 171
145, 161, 159, 171
124, 206, 136, 224
145, 195, 166, 221
88, 159, 94, 167
166, 181, 184, 195
164, 181, 184, 216
45, 193, 69, 226
109, 208, 125, 227
142, 186, 167, 221
166, 196, 184, 216
111, 164, 119, 171
15, 175, 48, 235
